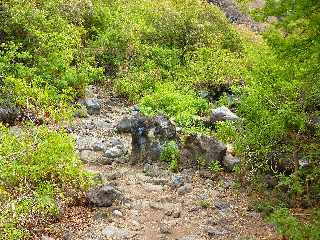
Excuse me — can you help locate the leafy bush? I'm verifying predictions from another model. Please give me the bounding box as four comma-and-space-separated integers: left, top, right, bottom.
0, 0, 103, 119
217, 0, 320, 206
89, 0, 246, 102
0, 125, 92, 239
139, 83, 208, 128
160, 140, 180, 172
269, 208, 320, 240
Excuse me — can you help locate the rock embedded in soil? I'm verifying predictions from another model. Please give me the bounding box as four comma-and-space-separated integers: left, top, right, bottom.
102, 226, 130, 239
210, 106, 239, 123
79, 98, 101, 115
143, 163, 166, 177
206, 225, 229, 236
92, 140, 106, 152
180, 134, 227, 169
87, 184, 123, 207
79, 150, 100, 163
77, 136, 101, 151
104, 145, 126, 159
113, 209, 123, 217
0, 107, 20, 124
177, 183, 193, 195
222, 153, 240, 172
171, 174, 184, 188
116, 117, 132, 133
159, 222, 173, 234
214, 200, 231, 212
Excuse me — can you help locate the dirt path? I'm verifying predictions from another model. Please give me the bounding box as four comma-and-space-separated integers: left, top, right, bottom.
50, 85, 278, 240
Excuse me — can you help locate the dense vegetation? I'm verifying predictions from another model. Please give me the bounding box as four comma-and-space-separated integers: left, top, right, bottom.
0, 0, 319, 239
0, 0, 97, 238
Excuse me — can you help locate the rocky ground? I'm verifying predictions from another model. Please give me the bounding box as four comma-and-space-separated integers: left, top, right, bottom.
46, 84, 279, 240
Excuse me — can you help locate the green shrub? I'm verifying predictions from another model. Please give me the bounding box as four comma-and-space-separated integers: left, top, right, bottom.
0, 0, 103, 119
0, 124, 92, 239
269, 208, 320, 240
160, 140, 180, 172
208, 160, 222, 173
89, 0, 245, 100
217, 0, 320, 206
139, 83, 209, 128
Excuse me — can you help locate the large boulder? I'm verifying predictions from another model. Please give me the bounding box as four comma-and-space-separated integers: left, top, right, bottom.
117, 113, 177, 164
87, 184, 123, 207
180, 134, 227, 169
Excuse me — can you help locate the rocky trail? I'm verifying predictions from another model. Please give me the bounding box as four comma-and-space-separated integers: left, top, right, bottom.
46, 85, 279, 240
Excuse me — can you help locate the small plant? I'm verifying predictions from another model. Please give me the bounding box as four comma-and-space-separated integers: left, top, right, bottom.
196, 156, 207, 168
208, 160, 222, 173
160, 141, 180, 172
198, 200, 211, 209
169, 159, 178, 173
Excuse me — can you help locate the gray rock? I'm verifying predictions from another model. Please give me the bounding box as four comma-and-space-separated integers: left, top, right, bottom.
80, 98, 101, 115
143, 163, 164, 177
130, 114, 177, 164
171, 174, 184, 188
214, 200, 230, 212
149, 178, 169, 185
131, 105, 140, 115
222, 153, 240, 172
210, 106, 239, 123
87, 184, 122, 207
102, 226, 130, 239
96, 119, 111, 129
0, 107, 19, 124
206, 226, 229, 236
77, 136, 99, 151
85, 121, 95, 130
180, 134, 226, 169
111, 138, 124, 147
142, 183, 164, 192
104, 145, 126, 159
208, 0, 263, 32
79, 150, 99, 163
9, 126, 23, 137
116, 117, 132, 133
93, 140, 106, 152
113, 209, 123, 217
177, 183, 193, 195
